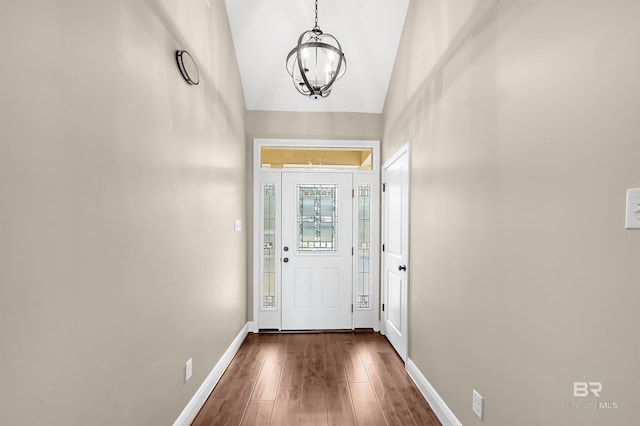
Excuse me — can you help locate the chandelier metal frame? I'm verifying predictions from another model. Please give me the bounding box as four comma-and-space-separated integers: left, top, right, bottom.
286, 0, 346, 99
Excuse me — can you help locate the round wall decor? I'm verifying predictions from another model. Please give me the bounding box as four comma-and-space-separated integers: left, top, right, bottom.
176, 50, 199, 85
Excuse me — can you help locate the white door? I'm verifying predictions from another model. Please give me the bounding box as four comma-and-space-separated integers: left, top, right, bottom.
382, 145, 410, 360
281, 172, 353, 330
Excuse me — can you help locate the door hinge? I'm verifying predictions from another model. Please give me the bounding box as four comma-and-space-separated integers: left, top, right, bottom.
351, 304, 354, 313
382, 244, 385, 252
352, 247, 354, 255
382, 183, 386, 192
382, 303, 385, 312
352, 188, 355, 198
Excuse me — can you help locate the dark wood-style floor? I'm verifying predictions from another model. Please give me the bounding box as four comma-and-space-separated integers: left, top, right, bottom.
192, 331, 441, 425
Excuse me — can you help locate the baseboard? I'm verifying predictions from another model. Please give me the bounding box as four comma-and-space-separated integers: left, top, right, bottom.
406, 358, 462, 426
173, 323, 249, 426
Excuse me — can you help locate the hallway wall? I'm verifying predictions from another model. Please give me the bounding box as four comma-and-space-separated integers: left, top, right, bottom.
382, 0, 640, 424
0, 0, 246, 424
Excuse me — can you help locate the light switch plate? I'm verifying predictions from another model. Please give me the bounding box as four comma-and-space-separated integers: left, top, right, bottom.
185, 358, 193, 382
234, 219, 242, 232
625, 189, 640, 230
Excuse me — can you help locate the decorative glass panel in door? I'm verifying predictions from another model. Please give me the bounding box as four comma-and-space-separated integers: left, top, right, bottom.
356, 184, 371, 309
297, 185, 338, 252
263, 184, 276, 309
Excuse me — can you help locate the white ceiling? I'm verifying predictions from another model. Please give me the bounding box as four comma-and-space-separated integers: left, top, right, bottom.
224, 0, 409, 113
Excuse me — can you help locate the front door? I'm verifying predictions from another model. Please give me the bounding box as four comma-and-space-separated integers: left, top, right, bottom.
281, 172, 353, 330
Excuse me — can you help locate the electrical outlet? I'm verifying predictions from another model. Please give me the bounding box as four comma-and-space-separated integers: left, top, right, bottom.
472, 389, 483, 420
185, 358, 193, 382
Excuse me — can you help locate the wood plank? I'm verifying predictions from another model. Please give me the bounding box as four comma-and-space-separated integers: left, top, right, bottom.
379, 352, 414, 388
302, 359, 326, 388
280, 353, 304, 386
343, 342, 369, 383
323, 350, 346, 385
208, 379, 255, 426
243, 333, 261, 345
349, 382, 386, 426
287, 334, 308, 354
323, 335, 347, 384
366, 364, 416, 426
222, 350, 249, 379
326, 332, 350, 346
253, 358, 284, 401
191, 397, 224, 426
358, 341, 383, 365
261, 336, 289, 363
397, 385, 441, 426
378, 353, 441, 425
300, 384, 328, 426
210, 370, 235, 398
325, 381, 356, 426
241, 401, 274, 426
271, 385, 301, 426
256, 333, 287, 344
371, 336, 397, 354
236, 345, 266, 379
304, 334, 325, 360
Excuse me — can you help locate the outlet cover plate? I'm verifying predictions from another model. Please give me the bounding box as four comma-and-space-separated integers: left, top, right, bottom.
626, 188, 640, 229
472, 389, 484, 419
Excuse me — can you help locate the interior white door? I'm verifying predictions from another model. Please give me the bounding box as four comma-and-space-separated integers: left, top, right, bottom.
382, 145, 409, 361
281, 172, 353, 330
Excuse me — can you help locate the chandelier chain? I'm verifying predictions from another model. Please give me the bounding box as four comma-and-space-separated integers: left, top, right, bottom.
314, 0, 319, 29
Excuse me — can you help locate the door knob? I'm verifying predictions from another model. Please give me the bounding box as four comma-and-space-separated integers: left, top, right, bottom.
283, 257, 289, 263
283, 246, 289, 252
398, 265, 407, 271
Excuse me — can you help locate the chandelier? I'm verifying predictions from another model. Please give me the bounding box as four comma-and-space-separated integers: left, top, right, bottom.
286, 0, 346, 100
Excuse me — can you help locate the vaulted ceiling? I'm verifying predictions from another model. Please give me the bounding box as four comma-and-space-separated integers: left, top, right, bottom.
224, 0, 410, 113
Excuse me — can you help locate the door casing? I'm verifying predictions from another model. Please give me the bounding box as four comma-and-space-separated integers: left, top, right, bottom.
252, 139, 380, 332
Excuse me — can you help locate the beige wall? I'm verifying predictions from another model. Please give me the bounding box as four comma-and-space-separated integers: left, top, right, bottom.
244, 110, 382, 319
0, 0, 246, 424
246, 111, 383, 142
383, 0, 640, 424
